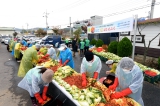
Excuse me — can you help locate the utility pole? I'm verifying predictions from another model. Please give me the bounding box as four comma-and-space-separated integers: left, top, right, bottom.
132, 15, 138, 60
150, 0, 156, 19
43, 10, 49, 32
69, 17, 72, 37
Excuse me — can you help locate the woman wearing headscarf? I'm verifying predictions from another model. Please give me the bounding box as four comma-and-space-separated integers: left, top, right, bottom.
18, 67, 54, 105
109, 57, 144, 106
80, 51, 102, 87
17, 44, 41, 77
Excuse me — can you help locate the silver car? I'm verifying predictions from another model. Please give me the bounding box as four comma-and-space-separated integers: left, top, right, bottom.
4, 38, 11, 45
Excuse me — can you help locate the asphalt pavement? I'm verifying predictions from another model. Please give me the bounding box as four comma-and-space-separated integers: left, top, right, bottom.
0, 43, 160, 106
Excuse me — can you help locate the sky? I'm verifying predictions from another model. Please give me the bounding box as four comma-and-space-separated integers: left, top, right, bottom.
0, 0, 160, 29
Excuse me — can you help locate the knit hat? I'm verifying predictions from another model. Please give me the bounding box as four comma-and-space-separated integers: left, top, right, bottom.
85, 51, 93, 61
42, 69, 54, 83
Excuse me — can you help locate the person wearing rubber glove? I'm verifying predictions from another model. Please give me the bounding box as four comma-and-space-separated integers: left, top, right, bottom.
109, 57, 144, 106
17, 44, 40, 77
11, 40, 17, 56
80, 51, 102, 87
58, 44, 74, 68
46, 44, 57, 60
14, 41, 23, 61
106, 60, 118, 74
18, 66, 54, 105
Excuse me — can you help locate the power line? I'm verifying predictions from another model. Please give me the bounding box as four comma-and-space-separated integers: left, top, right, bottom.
53, 2, 160, 27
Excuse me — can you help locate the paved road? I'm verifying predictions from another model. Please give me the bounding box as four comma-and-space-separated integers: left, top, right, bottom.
0, 44, 160, 106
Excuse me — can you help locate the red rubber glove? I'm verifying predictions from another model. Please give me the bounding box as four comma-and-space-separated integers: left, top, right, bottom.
93, 72, 98, 79
109, 77, 119, 91
63, 60, 69, 66
111, 88, 132, 99
60, 59, 62, 65
45, 54, 50, 57
34, 93, 44, 104
42, 86, 48, 101
82, 73, 87, 87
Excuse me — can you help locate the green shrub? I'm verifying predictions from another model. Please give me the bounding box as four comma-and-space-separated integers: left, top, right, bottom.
90, 39, 97, 45
96, 39, 104, 47
108, 41, 118, 54
158, 57, 160, 69
117, 37, 133, 57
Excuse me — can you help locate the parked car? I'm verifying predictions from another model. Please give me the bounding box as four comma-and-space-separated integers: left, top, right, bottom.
41, 35, 62, 47
0, 35, 9, 43
4, 38, 11, 45
23, 35, 36, 41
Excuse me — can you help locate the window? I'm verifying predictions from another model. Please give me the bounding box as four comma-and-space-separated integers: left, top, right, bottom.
131, 35, 145, 43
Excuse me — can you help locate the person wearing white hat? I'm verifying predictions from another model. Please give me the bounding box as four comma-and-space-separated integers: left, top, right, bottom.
18, 66, 54, 105
46, 44, 57, 60
109, 57, 144, 106
105, 60, 118, 75
58, 44, 74, 68
17, 44, 40, 77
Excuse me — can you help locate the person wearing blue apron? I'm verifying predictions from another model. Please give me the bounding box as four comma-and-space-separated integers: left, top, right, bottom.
58, 44, 74, 68
80, 51, 102, 87
109, 57, 144, 106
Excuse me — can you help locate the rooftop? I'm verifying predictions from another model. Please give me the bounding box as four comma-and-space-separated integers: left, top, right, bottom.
138, 18, 160, 25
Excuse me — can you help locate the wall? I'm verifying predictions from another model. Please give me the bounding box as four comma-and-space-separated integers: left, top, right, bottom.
122, 23, 160, 49
0, 31, 14, 36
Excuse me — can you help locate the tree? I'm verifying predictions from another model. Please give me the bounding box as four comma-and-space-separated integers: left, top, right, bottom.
108, 41, 118, 54
36, 28, 47, 37
137, 23, 160, 65
96, 39, 104, 47
117, 37, 133, 57
73, 28, 82, 39
90, 39, 97, 45
13, 32, 18, 38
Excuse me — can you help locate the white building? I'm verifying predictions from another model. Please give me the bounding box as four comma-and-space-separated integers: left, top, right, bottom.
119, 18, 160, 58
0, 27, 15, 36
90, 15, 103, 26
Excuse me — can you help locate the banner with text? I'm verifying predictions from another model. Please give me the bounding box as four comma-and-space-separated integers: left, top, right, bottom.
87, 17, 134, 34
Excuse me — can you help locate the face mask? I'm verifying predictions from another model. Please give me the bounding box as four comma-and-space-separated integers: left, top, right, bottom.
122, 69, 130, 73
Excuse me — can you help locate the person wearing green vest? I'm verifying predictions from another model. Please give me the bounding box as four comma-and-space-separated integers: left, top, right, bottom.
65, 39, 69, 47
79, 39, 85, 58
84, 38, 90, 54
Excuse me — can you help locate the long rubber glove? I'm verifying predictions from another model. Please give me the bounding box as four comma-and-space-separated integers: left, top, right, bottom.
60, 59, 62, 65
63, 60, 69, 66
42, 86, 48, 101
109, 77, 119, 91
82, 73, 87, 87
34, 93, 44, 104
45, 54, 50, 57
111, 88, 132, 99
93, 72, 98, 79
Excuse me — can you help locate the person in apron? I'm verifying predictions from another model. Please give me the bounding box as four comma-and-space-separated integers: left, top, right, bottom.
58, 44, 74, 68
46, 44, 57, 60
80, 51, 102, 87
109, 57, 144, 106
18, 66, 54, 105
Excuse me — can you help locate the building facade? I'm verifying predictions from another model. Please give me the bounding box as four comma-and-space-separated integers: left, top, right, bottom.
0, 27, 15, 36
